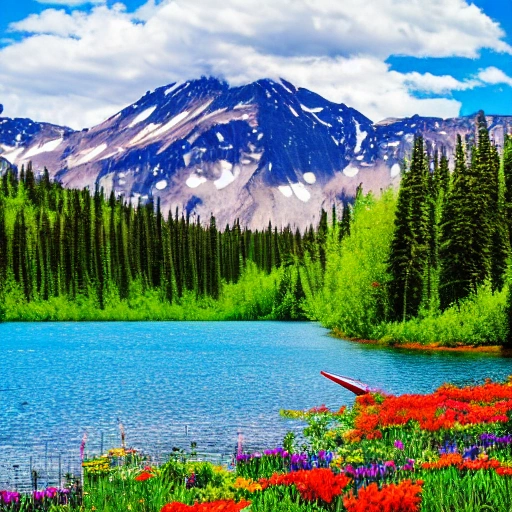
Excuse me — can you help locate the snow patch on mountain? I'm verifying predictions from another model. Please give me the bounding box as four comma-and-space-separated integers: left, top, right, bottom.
24, 138, 63, 158
343, 165, 359, 177
186, 173, 207, 188
129, 123, 162, 146
290, 182, 310, 202
278, 185, 293, 198
165, 82, 182, 96
150, 111, 190, 139
289, 106, 299, 117
72, 143, 107, 167
300, 105, 323, 113
390, 163, 401, 177
303, 172, 316, 184
354, 120, 367, 153
2, 147, 24, 163
214, 167, 236, 190
128, 106, 157, 128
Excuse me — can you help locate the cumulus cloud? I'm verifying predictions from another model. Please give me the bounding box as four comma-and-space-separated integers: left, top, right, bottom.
0, 0, 510, 128
477, 66, 512, 87
402, 72, 480, 94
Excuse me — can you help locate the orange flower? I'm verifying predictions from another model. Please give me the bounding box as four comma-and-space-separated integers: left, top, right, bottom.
496, 467, 512, 476
421, 454, 501, 471
135, 471, 155, 481
259, 468, 351, 504
421, 454, 463, 470
348, 380, 512, 438
343, 479, 423, 512
160, 500, 251, 512
459, 459, 501, 471
233, 477, 262, 492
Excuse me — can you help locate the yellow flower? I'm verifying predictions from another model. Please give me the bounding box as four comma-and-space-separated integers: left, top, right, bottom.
234, 477, 262, 492
109, 448, 127, 457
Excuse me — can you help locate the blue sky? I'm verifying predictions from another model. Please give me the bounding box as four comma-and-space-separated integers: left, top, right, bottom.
0, 0, 511, 128
387, 0, 512, 116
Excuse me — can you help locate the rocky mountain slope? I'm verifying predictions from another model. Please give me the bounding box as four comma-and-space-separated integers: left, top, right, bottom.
0, 78, 510, 228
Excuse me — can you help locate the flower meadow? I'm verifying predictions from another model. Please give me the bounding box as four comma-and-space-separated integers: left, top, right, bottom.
3, 379, 512, 512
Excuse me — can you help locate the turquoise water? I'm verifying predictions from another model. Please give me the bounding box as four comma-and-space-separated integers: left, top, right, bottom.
1, 321, 511, 461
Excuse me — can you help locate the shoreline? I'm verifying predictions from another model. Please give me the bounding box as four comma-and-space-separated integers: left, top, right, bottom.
331, 328, 512, 355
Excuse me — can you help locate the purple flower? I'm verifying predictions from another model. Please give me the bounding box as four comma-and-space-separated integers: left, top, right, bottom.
480, 433, 512, 447
394, 440, 404, 450
463, 445, 479, 460
439, 441, 457, 454
33, 491, 45, 500
0, 490, 20, 504
45, 487, 58, 499
402, 459, 415, 471
80, 431, 87, 461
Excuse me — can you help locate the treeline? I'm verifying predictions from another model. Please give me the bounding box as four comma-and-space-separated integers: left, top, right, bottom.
2, 111, 512, 346
388, 111, 509, 319
307, 112, 512, 346
0, 166, 334, 321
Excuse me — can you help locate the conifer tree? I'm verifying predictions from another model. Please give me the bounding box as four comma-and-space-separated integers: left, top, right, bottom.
503, 135, 512, 243
439, 135, 474, 307
209, 215, 220, 299
387, 137, 430, 320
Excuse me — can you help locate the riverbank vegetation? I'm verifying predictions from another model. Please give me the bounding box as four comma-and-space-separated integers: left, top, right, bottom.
305, 114, 512, 347
1, 113, 512, 347
3, 378, 512, 511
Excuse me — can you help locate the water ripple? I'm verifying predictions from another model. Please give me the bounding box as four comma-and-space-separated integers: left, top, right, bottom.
0, 321, 511, 464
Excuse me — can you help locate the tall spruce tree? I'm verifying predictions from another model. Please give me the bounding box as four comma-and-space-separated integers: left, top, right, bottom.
439, 135, 476, 307
388, 137, 430, 320
503, 135, 512, 244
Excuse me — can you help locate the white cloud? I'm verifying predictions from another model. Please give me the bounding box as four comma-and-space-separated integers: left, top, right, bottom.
477, 66, 512, 87
0, 0, 510, 128
402, 72, 480, 94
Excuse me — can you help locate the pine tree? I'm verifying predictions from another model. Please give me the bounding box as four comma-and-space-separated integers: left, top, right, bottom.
439, 135, 474, 307
387, 137, 430, 320
503, 135, 512, 244
209, 215, 220, 299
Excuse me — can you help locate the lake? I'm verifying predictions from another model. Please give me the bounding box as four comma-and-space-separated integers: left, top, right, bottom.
1, 321, 511, 469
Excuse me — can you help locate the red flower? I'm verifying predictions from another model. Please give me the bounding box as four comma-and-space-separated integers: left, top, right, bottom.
343, 479, 423, 512
161, 500, 250, 512
347, 380, 512, 439
260, 468, 351, 504
422, 454, 501, 472
135, 471, 155, 481
421, 454, 463, 470
496, 467, 512, 476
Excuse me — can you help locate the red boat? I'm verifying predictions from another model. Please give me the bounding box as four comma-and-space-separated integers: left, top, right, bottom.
320, 371, 373, 396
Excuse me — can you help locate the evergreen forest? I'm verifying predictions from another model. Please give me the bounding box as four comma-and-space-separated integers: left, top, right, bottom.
1, 112, 512, 347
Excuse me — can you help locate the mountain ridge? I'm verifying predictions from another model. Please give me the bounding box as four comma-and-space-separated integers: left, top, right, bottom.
1, 77, 511, 228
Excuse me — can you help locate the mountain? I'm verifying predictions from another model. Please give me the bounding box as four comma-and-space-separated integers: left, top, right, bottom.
0, 78, 511, 228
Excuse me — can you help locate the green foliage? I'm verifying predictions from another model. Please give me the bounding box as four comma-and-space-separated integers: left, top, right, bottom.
2, 114, 512, 347
0, 168, 298, 321
378, 284, 508, 346
388, 137, 430, 321
306, 189, 396, 338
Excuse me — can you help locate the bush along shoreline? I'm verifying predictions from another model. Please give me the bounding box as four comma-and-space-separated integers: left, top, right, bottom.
2, 117, 512, 348
3, 378, 512, 511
